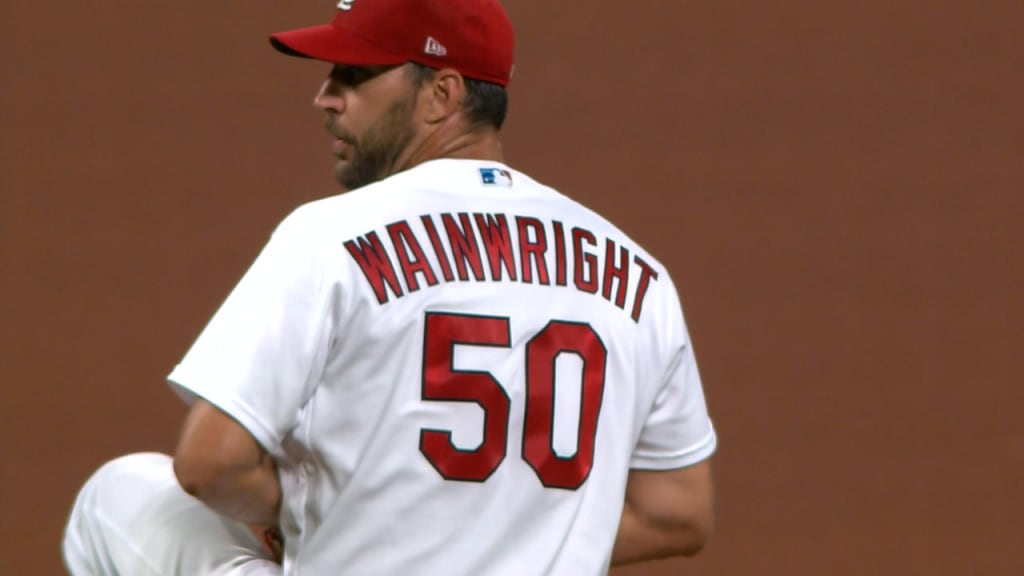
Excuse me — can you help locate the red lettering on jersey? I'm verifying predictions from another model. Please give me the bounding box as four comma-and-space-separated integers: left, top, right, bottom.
421, 215, 454, 282
442, 213, 486, 281
515, 216, 550, 285
552, 221, 568, 286
387, 220, 438, 293
344, 232, 404, 304
421, 313, 511, 482
572, 227, 598, 293
602, 240, 630, 309
631, 256, 659, 322
474, 213, 518, 282
523, 321, 607, 489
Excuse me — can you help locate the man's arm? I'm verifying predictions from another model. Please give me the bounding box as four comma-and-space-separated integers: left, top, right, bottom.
173, 399, 282, 526
611, 459, 715, 565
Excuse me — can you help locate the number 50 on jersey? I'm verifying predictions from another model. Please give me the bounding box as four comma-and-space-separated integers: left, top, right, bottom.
419, 312, 607, 490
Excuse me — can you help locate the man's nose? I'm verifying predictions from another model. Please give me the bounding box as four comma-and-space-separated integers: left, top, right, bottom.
314, 80, 345, 114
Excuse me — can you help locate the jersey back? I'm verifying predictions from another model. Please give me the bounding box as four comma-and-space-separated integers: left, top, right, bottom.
169, 159, 716, 575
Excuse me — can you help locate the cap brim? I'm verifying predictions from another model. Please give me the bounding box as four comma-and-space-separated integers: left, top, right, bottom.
269, 24, 408, 66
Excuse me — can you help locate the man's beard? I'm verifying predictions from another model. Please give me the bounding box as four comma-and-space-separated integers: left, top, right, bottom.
334, 93, 418, 191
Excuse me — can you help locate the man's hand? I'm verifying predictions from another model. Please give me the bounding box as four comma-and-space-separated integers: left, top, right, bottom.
248, 523, 285, 563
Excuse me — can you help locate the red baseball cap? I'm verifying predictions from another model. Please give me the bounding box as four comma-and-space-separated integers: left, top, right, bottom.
269, 0, 515, 87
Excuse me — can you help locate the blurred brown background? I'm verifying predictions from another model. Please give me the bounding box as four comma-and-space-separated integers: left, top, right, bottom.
2, 1, 1021, 575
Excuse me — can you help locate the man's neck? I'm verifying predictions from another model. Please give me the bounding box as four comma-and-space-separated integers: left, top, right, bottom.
395, 115, 504, 174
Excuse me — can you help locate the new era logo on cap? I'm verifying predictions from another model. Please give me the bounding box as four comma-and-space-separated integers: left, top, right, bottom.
337, 0, 356, 10
424, 37, 447, 57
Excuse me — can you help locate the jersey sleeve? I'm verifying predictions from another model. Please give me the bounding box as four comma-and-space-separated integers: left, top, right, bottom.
167, 207, 338, 455
630, 276, 717, 470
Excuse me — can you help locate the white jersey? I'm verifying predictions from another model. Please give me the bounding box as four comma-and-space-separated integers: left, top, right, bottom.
62, 452, 280, 576
168, 159, 717, 575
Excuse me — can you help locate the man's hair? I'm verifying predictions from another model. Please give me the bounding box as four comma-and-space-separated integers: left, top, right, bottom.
406, 62, 509, 130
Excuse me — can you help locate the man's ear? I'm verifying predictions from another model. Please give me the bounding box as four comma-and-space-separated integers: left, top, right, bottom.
420, 68, 467, 124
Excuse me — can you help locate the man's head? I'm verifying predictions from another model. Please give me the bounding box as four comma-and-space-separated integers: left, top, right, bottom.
269, 0, 515, 190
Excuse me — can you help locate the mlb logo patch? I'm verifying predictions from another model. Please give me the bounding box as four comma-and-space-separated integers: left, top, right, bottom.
479, 167, 513, 187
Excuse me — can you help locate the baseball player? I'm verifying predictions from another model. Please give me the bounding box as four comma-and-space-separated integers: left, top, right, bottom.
62, 452, 282, 575
165, 0, 717, 574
